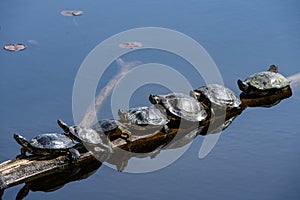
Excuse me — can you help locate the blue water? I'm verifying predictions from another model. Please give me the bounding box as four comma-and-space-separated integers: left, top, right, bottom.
1, 0, 300, 199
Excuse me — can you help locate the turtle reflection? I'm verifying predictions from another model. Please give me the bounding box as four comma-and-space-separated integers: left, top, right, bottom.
15, 160, 101, 199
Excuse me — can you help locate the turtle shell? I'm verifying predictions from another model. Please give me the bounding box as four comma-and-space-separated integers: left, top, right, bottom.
67, 126, 103, 144
14, 133, 81, 159
92, 119, 124, 133
92, 119, 132, 142
191, 84, 241, 108
118, 106, 169, 126
149, 93, 207, 122
244, 71, 290, 90
30, 133, 78, 149
57, 120, 113, 154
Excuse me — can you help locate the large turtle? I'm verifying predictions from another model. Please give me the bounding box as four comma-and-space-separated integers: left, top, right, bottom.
13, 133, 81, 160
91, 119, 132, 142
57, 120, 113, 153
118, 106, 170, 133
237, 65, 290, 96
190, 84, 241, 111
149, 93, 207, 122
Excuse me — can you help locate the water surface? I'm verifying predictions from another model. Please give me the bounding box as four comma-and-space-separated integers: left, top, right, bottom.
1, 0, 300, 199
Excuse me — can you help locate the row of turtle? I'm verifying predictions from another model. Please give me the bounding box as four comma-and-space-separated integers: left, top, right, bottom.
13, 65, 291, 160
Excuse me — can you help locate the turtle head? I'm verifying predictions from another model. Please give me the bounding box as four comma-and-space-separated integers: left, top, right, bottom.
14, 133, 30, 148
57, 120, 82, 142
190, 90, 201, 101
118, 109, 128, 122
57, 120, 71, 134
268, 65, 278, 73
149, 94, 161, 105
237, 79, 249, 92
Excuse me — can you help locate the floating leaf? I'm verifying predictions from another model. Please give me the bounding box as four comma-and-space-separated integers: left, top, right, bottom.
119, 42, 142, 49
3, 44, 26, 51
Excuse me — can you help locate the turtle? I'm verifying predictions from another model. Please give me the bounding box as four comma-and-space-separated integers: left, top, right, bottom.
91, 119, 131, 142
237, 65, 290, 96
13, 133, 81, 160
57, 120, 113, 153
190, 84, 241, 111
149, 93, 207, 122
118, 106, 170, 133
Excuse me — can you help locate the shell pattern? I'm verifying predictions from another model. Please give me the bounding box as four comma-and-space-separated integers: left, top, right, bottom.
30, 133, 77, 149
196, 84, 241, 107
154, 93, 207, 122
120, 106, 169, 126
244, 71, 290, 90
69, 126, 103, 144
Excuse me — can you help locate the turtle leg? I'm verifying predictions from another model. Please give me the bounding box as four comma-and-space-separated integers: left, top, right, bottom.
68, 148, 81, 160
162, 125, 169, 134
116, 155, 129, 172
16, 148, 27, 159
121, 132, 131, 143
16, 184, 30, 200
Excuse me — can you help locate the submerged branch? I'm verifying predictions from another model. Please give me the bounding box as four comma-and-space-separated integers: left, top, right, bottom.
80, 59, 141, 127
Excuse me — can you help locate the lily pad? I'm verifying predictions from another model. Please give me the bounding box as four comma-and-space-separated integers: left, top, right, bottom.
72, 10, 83, 16
3, 44, 26, 51
61, 10, 83, 16
119, 42, 142, 49
60, 10, 73, 16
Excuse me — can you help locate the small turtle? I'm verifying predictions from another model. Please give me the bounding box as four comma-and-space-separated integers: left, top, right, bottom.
190, 84, 241, 110
57, 120, 113, 153
237, 65, 290, 96
118, 106, 170, 133
13, 133, 81, 160
149, 93, 207, 122
91, 119, 131, 142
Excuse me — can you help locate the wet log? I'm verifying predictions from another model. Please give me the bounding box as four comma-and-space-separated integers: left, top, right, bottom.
240, 86, 292, 108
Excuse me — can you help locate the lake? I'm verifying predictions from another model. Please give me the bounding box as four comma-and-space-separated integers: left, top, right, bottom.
1, 0, 300, 199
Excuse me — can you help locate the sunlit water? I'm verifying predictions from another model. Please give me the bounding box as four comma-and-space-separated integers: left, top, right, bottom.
1, 0, 300, 199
